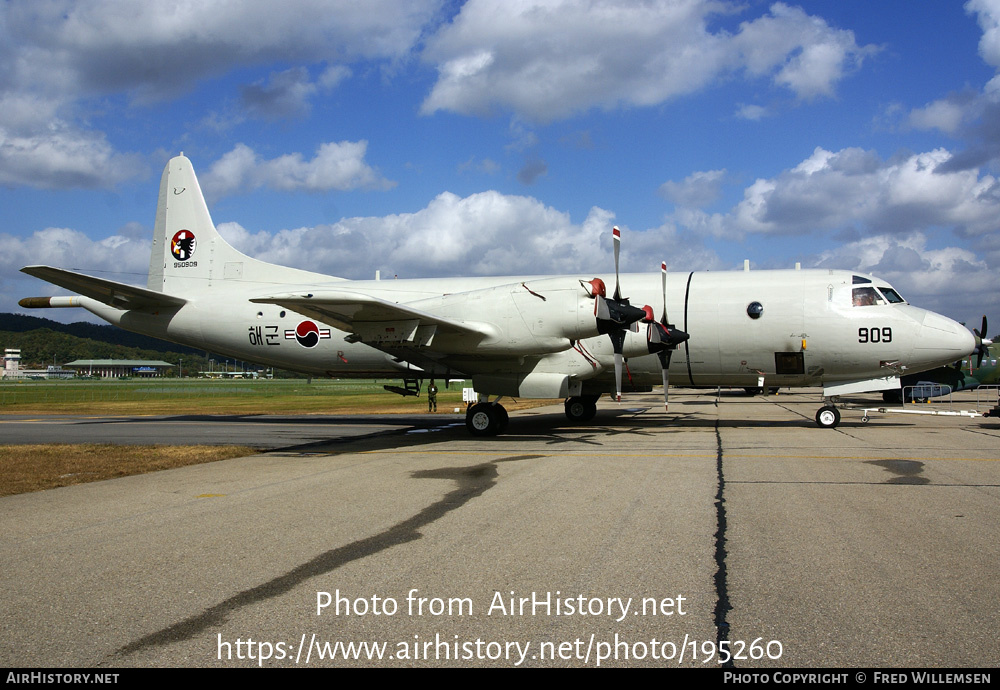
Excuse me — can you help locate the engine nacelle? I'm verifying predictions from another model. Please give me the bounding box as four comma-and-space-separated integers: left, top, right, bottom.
409, 277, 606, 355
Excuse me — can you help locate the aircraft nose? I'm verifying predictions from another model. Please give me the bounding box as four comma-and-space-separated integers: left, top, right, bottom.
914, 311, 976, 366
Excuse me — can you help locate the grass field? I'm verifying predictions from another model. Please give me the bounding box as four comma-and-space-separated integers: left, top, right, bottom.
0, 444, 257, 496
0, 378, 472, 415
0, 378, 556, 496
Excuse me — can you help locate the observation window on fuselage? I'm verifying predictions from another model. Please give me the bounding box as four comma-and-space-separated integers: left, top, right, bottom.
877, 287, 905, 303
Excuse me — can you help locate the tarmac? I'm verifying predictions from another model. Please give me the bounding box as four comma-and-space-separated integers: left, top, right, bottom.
1, 390, 998, 667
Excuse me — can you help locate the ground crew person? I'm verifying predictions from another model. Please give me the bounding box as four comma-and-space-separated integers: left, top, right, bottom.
428, 380, 438, 412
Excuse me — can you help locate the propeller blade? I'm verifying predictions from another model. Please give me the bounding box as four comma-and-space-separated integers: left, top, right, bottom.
661, 261, 668, 325
651, 264, 687, 412
663, 369, 670, 411
608, 327, 627, 403
973, 315, 991, 368
593, 228, 647, 335
596, 226, 671, 403
614, 352, 623, 403
612, 226, 622, 301
657, 349, 671, 411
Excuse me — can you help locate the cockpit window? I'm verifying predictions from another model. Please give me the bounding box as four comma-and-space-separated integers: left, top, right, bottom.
852, 286, 906, 307
878, 287, 905, 304
852, 275, 872, 284
852, 286, 882, 307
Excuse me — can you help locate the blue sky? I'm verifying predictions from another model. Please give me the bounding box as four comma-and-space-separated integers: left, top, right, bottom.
2, 0, 999, 330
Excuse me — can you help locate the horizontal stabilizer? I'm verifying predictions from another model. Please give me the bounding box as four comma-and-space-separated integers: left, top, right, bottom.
20, 266, 187, 310
251, 290, 494, 341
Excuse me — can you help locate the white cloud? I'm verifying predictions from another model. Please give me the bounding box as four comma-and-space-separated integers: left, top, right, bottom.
239, 65, 353, 120
0, 125, 146, 189
0, 1, 440, 188
421, 0, 876, 121
1, 226, 152, 320
217, 190, 723, 280
968, 0, 1000, 68
3, 1, 439, 101
735, 104, 769, 121
908, 96, 971, 134
682, 146, 1000, 239
517, 159, 548, 185
201, 142, 396, 200
1, 227, 148, 276
740, 3, 873, 100
905, 2, 1000, 170
659, 169, 727, 208
240, 68, 319, 120
318, 65, 352, 89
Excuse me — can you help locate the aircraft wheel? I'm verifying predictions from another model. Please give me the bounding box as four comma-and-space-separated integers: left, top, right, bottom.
565, 397, 597, 423
815, 405, 841, 429
882, 390, 902, 404
466, 403, 500, 436
496, 404, 510, 432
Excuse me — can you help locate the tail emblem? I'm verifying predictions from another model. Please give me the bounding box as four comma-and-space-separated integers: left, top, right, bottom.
171, 230, 197, 261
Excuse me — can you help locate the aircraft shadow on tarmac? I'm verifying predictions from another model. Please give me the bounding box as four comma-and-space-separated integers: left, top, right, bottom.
56, 401, 956, 458
113, 446, 545, 663
109, 405, 770, 662
71, 414, 422, 427
100, 404, 981, 664
259, 406, 904, 456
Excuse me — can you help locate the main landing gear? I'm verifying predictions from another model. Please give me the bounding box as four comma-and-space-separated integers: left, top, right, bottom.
466, 394, 602, 435
465, 402, 509, 437
815, 405, 841, 428
564, 395, 599, 423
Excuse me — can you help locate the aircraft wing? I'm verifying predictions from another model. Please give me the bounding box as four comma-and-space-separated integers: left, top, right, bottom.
250, 290, 497, 346
20, 266, 187, 310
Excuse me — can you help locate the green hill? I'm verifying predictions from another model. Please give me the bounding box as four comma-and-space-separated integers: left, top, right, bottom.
2, 313, 236, 374
2, 313, 202, 354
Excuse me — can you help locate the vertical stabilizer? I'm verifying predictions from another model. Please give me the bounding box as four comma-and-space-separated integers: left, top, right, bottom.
147, 154, 245, 295
146, 154, 336, 296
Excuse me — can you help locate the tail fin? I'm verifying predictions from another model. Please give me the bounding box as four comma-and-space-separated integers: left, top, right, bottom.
147, 154, 335, 296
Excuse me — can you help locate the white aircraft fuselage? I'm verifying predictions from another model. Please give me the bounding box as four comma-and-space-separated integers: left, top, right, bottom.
20, 155, 977, 434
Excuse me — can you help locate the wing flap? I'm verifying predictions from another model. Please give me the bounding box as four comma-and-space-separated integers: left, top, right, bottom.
21, 266, 187, 310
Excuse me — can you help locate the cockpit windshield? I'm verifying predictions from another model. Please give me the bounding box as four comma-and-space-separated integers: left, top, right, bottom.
852, 286, 906, 307
878, 287, 905, 303
852, 287, 880, 306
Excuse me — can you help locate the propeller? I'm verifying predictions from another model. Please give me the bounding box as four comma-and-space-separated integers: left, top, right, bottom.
973, 315, 992, 368
586, 227, 652, 402
644, 261, 689, 410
